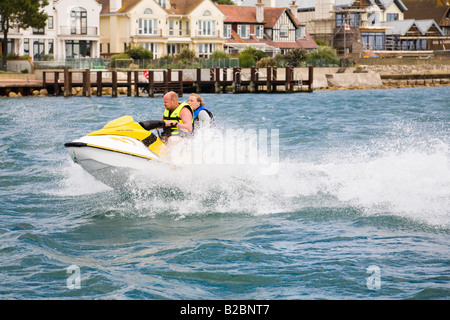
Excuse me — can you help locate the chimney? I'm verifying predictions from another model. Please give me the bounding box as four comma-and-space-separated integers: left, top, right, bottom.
290, 1, 298, 17
256, 0, 264, 23
262, 0, 276, 7
110, 0, 122, 13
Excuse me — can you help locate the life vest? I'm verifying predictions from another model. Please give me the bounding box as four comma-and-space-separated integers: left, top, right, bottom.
193, 105, 214, 123
162, 102, 193, 138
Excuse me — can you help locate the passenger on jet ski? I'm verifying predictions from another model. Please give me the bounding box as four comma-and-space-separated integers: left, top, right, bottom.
188, 93, 214, 130
161, 91, 193, 143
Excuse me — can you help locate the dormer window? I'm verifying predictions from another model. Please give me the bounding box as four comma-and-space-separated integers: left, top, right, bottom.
238, 24, 250, 39
280, 25, 288, 37
255, 25, 264, 38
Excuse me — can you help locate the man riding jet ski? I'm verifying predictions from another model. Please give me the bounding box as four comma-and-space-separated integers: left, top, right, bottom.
64, 92, 194, 188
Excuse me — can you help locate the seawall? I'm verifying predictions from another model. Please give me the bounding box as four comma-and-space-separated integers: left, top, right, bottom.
1, 62, 449, 97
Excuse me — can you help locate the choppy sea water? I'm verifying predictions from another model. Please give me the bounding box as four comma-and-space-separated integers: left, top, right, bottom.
0, 87, 449, 300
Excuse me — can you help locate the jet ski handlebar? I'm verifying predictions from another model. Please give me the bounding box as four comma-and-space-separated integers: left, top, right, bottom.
139, 120, 165, 131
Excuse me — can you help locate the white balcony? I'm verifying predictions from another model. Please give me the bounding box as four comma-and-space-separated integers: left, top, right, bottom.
195, 30, 220, 37
59, 26, 98, 37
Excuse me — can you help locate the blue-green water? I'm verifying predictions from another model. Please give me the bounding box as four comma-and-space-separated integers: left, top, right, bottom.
1, 87, 449, 300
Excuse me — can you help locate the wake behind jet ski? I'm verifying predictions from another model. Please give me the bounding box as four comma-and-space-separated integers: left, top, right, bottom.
64, 115, 175, 188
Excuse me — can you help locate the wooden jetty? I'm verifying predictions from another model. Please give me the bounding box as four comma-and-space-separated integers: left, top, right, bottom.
2, 66, 313, 97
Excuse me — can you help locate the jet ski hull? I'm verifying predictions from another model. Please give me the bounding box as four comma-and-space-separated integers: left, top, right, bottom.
65, 135, 164, 188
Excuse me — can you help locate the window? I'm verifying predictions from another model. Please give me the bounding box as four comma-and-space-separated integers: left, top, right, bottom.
48, 39, 54, 54
198, 43, 216, 57
361, 32, 385, 50
48, 16, 54, 29
255, 25, 264, 38
158, 0, 166, 8
224, 24, 231, 38
387, 13, 398, 21
144, 8, 152, 15
280, 25, 289, 37
169, 20, 174, 35
7, 38, 14, 54
199, 20, 215, 36
296, 26, 305, 39
71, 7, 87, 34
140, 43, 158, 58
336, 13, 360, 27
33, 39, 45, 59
24, 39, 29, 55
138, 18, 158, 35
238, 24, 250, 38
186, 21, 190, 35
167, 43, 180, 55
66, 40, 91, 58
33, 27, 45, 35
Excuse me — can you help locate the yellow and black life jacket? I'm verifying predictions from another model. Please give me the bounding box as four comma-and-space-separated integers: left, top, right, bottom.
162, 102, 193, 138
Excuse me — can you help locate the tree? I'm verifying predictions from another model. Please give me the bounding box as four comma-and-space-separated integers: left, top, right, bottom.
240, 46, 267, 62
212, 0, 236, 4
238, 52, 255, 68
210, 49, 230, 60
306, 45, 340, 67
176, 48, 196, 61
126, 45, 153, 60
0, 0, 48, 71
284, 48, 307, 67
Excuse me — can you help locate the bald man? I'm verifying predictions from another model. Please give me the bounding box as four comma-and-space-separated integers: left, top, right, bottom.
161, 91, 193, 142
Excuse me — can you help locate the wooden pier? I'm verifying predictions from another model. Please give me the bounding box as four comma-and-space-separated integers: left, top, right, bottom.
2, 66, 313, 97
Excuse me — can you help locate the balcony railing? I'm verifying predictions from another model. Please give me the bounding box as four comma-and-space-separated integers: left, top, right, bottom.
59, 26, 98, 36
168, 30, 191, 37
136, 28, 162, 37
195, 30, 220, 37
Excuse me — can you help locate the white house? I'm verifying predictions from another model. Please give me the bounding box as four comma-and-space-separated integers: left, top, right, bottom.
3, 0, 101, 61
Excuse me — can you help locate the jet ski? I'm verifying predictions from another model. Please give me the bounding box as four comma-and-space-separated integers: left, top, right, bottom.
64, 115, 171, 188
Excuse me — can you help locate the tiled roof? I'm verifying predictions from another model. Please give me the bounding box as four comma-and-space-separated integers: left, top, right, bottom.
98, 0, 205, 15
218, 4, 300, 27
165, 0, 204, 15
296, 34, 319, 50
403, 0, 450, 25
218, 5, 260, 23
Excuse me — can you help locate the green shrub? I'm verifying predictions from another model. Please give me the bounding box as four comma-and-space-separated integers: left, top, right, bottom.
238, 52, 255, 68
306, 45, 340, 67
210, 50, 230, 60
125, 46, 152, 60
176, 48, 196, 61
240, 46, 267, 61
256, 57, 276, 67
284, 48, 307, 67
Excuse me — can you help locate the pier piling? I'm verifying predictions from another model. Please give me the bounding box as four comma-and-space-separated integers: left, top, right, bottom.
32, 66, 314, 97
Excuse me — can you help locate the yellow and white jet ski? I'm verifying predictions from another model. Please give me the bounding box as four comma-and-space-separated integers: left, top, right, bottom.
64, 115, 169, 188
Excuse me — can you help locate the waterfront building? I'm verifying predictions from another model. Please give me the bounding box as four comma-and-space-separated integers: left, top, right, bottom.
1, 0, 102, 61
218, 0, 317, 56
98, 0, 226, 58
244, 0, 449, 56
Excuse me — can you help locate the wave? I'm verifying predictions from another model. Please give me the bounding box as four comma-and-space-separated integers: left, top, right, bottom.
56, 125, 450, 228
